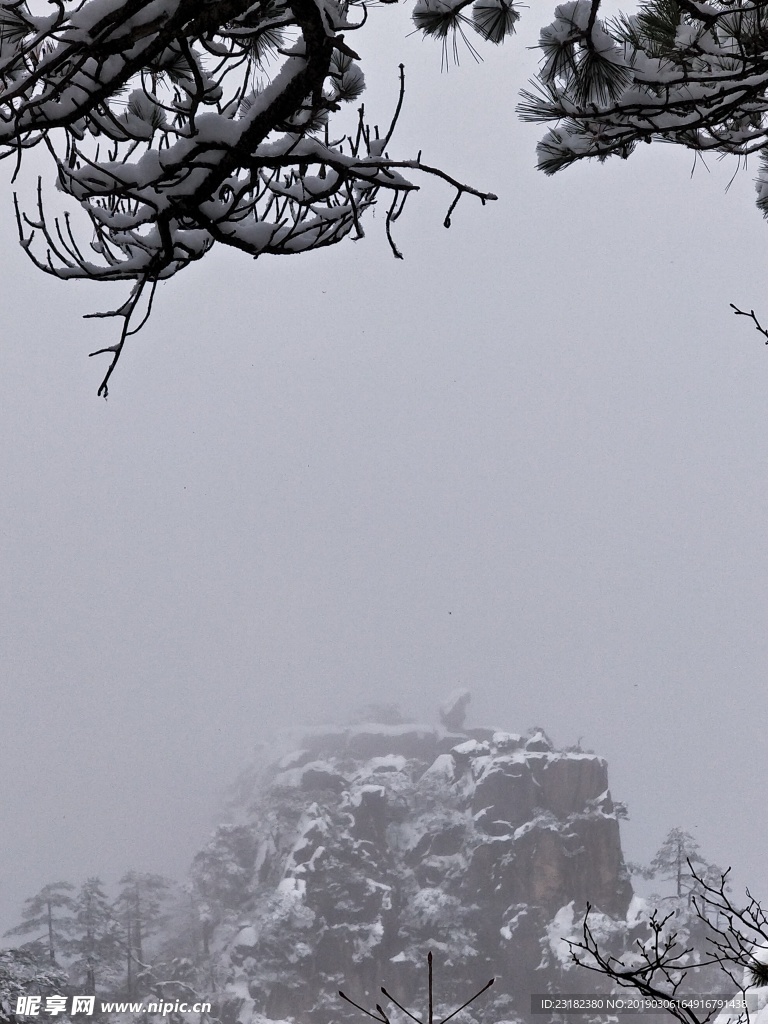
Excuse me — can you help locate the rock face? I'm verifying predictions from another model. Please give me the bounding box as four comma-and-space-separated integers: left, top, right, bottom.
439, 689, 472, 731
196, 723, 636, 1024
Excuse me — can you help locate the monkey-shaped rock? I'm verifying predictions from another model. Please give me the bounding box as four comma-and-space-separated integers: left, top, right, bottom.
438, 688, 471, 731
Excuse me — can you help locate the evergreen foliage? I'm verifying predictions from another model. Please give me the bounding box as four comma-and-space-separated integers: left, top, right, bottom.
114, 872, 172, 996
191, 824, 260, 916
67, 878, 123, 994
4, 882, 75, 963
519, 0, 768, 180
648, 828, 722, 900
0, 0, 504, 394
1, 0, 767, 390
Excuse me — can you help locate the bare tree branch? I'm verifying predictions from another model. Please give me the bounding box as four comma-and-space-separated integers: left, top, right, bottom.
570, 864, 768, 1024
731, 304, 768, 343
341, 951, 494, 1024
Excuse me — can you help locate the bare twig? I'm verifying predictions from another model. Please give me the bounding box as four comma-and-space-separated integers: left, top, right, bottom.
731, 304, 768, 343
341, 950, 494, 1024
86, 278, 156, 397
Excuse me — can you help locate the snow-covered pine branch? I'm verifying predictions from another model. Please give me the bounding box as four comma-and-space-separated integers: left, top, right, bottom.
520, 0, 768, 175
5, 0, 768, 393
0, 0, 505, 394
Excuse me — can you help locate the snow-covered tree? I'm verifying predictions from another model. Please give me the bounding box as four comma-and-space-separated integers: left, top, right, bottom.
67, 877, 123, 994
4, 882, 75, 963
631, 828, 726, 904
114, 871, 172, 995
191, 823, 259, 946
152, 883, 210, 969
648, 828, 721, 900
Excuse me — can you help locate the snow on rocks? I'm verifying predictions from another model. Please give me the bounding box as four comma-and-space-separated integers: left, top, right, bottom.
205, 720, 635, 1024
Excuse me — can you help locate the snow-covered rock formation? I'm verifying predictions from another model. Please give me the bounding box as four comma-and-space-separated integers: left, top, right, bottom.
192, 719, 638, 1024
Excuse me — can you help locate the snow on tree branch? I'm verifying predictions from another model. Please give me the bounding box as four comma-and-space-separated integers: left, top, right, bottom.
6, 0, 768, 394
0, 0, 504, 394
519, 0, 768, 176
569, 862, 768, 1024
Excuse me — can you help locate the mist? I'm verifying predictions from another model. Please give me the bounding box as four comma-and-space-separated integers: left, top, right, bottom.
1, 15, 767, 942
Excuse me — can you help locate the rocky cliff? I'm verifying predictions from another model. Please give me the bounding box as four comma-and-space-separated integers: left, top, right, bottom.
192, 711, 640, 1024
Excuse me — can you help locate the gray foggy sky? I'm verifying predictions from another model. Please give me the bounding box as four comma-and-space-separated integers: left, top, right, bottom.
1, 15, 767, 938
